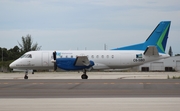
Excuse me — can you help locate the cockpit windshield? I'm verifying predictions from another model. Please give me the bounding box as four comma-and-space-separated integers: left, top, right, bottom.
20, 54, 32, 58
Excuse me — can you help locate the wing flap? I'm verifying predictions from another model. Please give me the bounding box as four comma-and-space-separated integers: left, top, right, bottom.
74, 56, 90, 66
144, 46, 159, 56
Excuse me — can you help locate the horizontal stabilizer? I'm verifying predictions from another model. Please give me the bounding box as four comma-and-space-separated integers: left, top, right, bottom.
144, 46, 159, 56
74, 56, 90, 66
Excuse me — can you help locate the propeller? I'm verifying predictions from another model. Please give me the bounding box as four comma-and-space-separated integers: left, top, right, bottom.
53, 51, 57, 71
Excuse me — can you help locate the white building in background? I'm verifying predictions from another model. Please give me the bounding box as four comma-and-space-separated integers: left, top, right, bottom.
139, 56, 180, 72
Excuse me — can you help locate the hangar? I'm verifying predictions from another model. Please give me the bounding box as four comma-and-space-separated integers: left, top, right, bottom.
139, 56, 180, 72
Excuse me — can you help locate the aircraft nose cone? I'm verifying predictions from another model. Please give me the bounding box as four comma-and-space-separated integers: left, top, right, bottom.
9, 62, 15, 68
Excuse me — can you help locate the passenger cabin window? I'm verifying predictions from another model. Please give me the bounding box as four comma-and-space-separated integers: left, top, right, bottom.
107, 55, 109, 58
102, 55, 104, 58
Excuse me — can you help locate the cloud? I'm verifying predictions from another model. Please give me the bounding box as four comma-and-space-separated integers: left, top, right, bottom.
0, 0, 180, 53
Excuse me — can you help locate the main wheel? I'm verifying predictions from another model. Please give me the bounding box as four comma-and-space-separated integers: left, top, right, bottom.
81, 74, 88, 79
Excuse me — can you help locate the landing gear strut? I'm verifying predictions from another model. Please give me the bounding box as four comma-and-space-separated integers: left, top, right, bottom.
81, 70, 88, 79
24, 70, 28, 79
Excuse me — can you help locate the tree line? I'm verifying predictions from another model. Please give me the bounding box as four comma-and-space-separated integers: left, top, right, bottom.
0, 46, 22, 61
1, 34, 41, 72
1, 34, 41, 62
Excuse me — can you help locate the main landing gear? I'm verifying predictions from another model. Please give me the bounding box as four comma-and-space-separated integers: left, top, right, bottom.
81, 70, 88, 79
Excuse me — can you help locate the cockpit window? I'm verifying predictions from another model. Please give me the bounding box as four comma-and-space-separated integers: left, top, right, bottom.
27, 54, 32, 58
20, 54, 32, 58
20, 54, 25, 58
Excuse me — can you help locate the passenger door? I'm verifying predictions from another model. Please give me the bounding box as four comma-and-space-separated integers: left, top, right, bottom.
42, 52, 49, 66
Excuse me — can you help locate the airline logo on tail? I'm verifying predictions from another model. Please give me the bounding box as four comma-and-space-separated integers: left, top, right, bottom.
156, 23, 170, 53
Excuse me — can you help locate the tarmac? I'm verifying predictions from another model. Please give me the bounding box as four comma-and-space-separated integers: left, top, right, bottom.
1, 98, 180, 111
1, 71, 180, 79
0, 71, 180, 111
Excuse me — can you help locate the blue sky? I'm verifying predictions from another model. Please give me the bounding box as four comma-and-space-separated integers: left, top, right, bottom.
0, 0, 180, 54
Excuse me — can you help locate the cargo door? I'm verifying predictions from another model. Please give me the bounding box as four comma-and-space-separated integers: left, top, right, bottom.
150, 62, 164, 71
176, 61, 180, 71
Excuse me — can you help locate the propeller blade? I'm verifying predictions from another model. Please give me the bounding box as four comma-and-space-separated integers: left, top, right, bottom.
53, 51, 56, 60
53, 51, 57, 71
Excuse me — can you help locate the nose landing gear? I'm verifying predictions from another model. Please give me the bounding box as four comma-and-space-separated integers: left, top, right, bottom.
24, 70, 28, 79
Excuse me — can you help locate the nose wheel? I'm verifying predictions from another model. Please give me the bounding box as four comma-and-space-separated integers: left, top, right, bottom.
24, 70, 28, 79
24, 75, 28, 79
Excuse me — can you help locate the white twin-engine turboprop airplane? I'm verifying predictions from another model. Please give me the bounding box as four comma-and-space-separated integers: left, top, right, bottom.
10, 21, 171, 79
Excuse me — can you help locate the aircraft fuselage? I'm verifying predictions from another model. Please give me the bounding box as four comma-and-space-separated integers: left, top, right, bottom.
10, 50, 169, 71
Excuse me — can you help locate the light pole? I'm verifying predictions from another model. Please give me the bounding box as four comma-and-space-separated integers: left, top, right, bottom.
104, 44, 107, 50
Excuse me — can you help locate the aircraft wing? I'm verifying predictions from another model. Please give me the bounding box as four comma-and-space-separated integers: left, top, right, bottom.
74, 56, 90, 66
144, 46, 159, 56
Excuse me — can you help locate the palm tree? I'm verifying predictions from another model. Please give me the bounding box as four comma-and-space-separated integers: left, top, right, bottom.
18, 34, 41, 53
